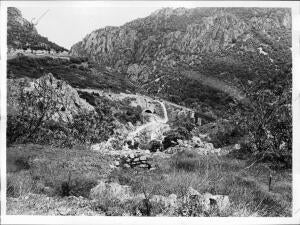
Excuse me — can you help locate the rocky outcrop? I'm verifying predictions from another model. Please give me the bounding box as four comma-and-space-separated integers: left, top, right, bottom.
7, 7, 67, 52
7, 73, 94, 122
90, 180, 230, 216
78, 89, 195, 123
163, 136, 230, 156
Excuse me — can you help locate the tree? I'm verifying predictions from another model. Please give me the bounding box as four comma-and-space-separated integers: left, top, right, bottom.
230, 65, 292, 168
7, 74, 68, 144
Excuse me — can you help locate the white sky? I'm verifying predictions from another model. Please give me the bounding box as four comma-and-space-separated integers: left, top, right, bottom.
17, 1, 297, 50
19, 7, 162, 50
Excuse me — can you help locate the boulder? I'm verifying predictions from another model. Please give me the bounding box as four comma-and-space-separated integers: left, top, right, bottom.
194, 191, 230, 213
191, 136, 203, 147
150, 194, 178, 209
187, 187, 201, 197
209, 194, 230, 212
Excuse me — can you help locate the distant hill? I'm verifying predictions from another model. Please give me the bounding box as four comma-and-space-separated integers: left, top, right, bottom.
70, 7, 291, 114
7, 7, 68, 52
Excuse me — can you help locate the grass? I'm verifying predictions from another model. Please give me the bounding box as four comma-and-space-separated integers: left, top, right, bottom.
6, 145, 292, 216
7, 144, 113, 200
109, 150, 292, 216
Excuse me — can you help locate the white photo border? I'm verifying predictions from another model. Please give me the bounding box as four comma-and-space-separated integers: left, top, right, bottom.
1, 1, 299, 224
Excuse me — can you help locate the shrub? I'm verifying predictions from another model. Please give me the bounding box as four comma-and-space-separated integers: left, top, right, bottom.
69, 57, 82, 64
209, 121, 244, 148
114, 106, 142, 125
162, 130, 185, 150
7, 75, 66, 145
58, 175, 98, 198
148, 140, 163, 152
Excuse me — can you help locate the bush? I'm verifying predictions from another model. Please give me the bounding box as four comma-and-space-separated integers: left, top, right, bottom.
209, 121, 244, 148
7, 76, 66, 145
148, 140, 163, 152
162, 130, 185, 150
114, 106, 142, 125
58, 175, 98, 198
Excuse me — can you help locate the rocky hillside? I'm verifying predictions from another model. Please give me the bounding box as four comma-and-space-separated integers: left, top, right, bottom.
7, 7, 67, 52
70, 7, 291, 115
7, 73, 94, 122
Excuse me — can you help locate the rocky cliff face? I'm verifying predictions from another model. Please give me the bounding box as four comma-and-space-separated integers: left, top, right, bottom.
70, 7, 291, 115
7, 74, 94, 122
7, 7, 68, 52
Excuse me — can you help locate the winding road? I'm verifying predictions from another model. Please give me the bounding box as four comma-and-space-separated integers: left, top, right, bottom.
127, 100, 169, 143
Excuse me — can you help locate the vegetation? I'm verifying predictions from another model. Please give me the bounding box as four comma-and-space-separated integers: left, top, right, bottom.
7, 56, 135, 92
231, 65, 292, 169
7, 144, 112, 199
7, 145, 292, 216
108, 150, 292, 216
7, 78, 116, 148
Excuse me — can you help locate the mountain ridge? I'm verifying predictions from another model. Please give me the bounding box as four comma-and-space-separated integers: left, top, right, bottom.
69, 7, 291, 114
7, 7, 68, 52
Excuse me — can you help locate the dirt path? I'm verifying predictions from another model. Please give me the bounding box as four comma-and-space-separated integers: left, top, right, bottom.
127, 100, 169, 143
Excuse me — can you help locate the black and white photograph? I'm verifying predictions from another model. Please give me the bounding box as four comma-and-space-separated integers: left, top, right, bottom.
0, 1, 300, 224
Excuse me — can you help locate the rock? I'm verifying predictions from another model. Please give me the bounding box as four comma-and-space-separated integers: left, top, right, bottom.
123, 163, 131, 168
194, 191, 230, 212
57, 206, 71, 215
192, 136, 203, 147
234, 144, 241, 150
126, 158, 131, 163
168, 194, 178, 208
90, 144, 101, 151
139, 156, 147, 161
205, 143, 214, 150
150, 194, 178, 213
138, 164, 149, 168
187, 187, 201, 197
90, 181, 133, 202
144, 150, 151, 154
209, 195, 230, 212
8, 74, 95, 123
199, 192, 214, 211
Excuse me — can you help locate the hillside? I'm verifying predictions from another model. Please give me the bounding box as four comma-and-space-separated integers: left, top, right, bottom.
6, 7, 292, 217
7, 56, 136, 93
7, 7, 68, 52
70, 7, 291, 113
